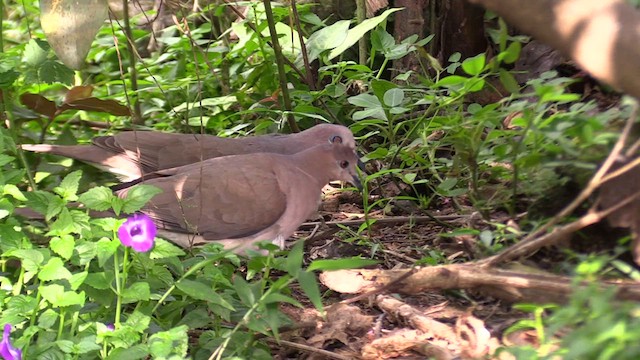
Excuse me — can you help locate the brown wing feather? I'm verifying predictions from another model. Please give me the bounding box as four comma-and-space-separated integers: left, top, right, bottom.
121, 154, 287, 239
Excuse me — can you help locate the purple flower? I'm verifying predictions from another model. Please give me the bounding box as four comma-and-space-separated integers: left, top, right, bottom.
105, 323, 115, 331
117, 214, 156, 252
0, 324, 22, 360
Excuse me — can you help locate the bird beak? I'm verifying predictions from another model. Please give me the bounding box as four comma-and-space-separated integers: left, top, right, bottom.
357, 151, 366, 171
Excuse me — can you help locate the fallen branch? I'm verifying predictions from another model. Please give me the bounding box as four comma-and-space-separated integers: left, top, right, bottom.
319, 265, 640, 304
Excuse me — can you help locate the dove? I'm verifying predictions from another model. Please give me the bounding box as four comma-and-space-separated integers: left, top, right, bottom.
21, 123, 358, 182
115, 136, 362, 253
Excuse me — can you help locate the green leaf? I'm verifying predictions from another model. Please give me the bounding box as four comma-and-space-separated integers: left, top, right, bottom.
307, 258, 380, 271
3, 184, 27, 201
461, 53, 486, 76
0, 69, 19, 89
262, 293, 303, 307
69, 271, 88, 291
122, 185, 162, 214
76, 336, 102, 354
54, 170, 82, 201
50, 235, 75, 260
499, 68, 520, 94
48, 207, 75, 235
347, 93, 382, 108
148, 325, 189, 358
122, 282, 151, 303
300, 20, 350, 64
383, 88, 404, 107
24, 190, 56, 215
177, 308, 213, 328
5, 249, 45, 272
0, 154, 15, 167
371, 28, 395, 52
353, 107, 388, 121
38, 309, 59, 329
106, 345, 148, 360
328, 8, 403, 60
24, 39, 49, 66
232, 275, 255, 307
38, 60, 74, 85
78, 186, 115, 211
298, 271, 323, 312
284, 240, 304, 276
176, 279, 216, 302
96, 238, 120, 267
40, 284, 85, 307
46, 195, 66, 221
499, 41, 522, 64
84, 272, 114, 290
150, 238, 186, 259
125, 310, 151, 333
39, 257, 72, 281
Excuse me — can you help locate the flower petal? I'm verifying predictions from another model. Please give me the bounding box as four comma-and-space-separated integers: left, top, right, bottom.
117, 214, 157, 253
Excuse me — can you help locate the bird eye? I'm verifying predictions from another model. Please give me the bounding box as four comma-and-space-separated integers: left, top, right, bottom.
340, 160, 349, 169
329, 135, 343, 144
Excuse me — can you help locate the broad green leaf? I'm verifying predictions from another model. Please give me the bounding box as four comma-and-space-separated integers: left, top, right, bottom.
176, 279, 216, 302
39, 257, 72, 281
499, 41, 522, 64
5, 249, 45, 272
54, 170, 82, 201
232, 275, 255, 307
262, 293, 303, 307
78, 186, 115, 211
73, 241, 98, 266
383, 88, 404, 107
371, 28, 395, 52
353, 107, 388, 121
122, 282, 151, 303
298, 271, 323, 312
300, 20, 350, 64
106, 345, 148, 360
307, 258, 380, 271
177, 308, 212, 328
328, 8, 403, 60
3, 184, 27, 201
69, 271, 88, 291
38, 309, 59, 329
0, 154, 15, 167
24, 39, 49, 66
48, 207, 75, 235
148, 325, 189, 358
75, 336, 101, 354
96, 238, 119, 267
122, 185, 162, 214
125, 310, 151, 333
24, 190, 56, 215
50, 235, 75, 260
46, 195, 66, 221
38, 60, 74, 85
150, 238, 186, 259
84, 272, 114, 290
347, 93, 382, 108
40, 284, 85, 307
461, 53, 486, 76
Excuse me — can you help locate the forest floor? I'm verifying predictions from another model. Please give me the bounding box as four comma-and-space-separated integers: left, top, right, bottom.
259, 189, 548, 359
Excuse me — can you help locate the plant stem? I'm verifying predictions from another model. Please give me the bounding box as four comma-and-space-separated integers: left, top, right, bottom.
121, 0, 142, 123
113, 245, 123, 326
262, 0, 299, 132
